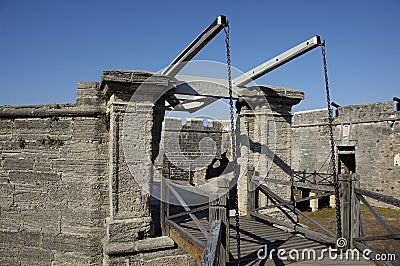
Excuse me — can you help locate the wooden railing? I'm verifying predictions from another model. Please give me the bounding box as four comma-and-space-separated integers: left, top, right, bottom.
342, 174, 400, 265
160, 172, 229, 265
291, 170, 334, 190
248, 171, 400, 265
199, 220, 225, 266
247, 167, 336, 244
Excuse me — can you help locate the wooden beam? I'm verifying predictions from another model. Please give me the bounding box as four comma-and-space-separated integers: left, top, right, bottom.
168, 204, 209, 220
200, 220, 224, 266
355, 188, 400, 208
250, 212, 335, 244
258, 184, 335, 238
262, 177, 335, 192
170, 228, 204, 262
233, 36, 321, 87
166, 220, 206, 249
247, 166, 256, 217
356, 193, 400, 246
161, 16, 227, 78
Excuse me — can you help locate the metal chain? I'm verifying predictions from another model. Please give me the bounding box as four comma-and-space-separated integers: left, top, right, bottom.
321, 41, 342, 240
224, 24, 241, 265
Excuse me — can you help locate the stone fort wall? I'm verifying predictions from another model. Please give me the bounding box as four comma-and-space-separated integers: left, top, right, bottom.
291, 101, 400, 203
0, 77, 195, 265
0, 82, 109, 265
156, 117, 231, 182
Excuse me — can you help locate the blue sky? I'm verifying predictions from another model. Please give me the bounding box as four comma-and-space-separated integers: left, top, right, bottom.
0, 0, 399, 116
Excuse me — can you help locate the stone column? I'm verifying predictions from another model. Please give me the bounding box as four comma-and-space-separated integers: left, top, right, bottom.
100, 71, 170, 244
236, 86, 303, 215
309, 191, 319, 212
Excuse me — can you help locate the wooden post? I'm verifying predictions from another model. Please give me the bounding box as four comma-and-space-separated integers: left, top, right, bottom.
188, 165, 194, 186
160, 167, 170, 236
200, 220, 224, 266
247, 166, 256, 218
340, 174, 360, 249
209, 178, 229, 263
340, 174, 350, 250
350, 174, 360, 248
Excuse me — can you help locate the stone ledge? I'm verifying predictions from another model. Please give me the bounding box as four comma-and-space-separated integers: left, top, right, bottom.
0, 105, 105, 118
239, 85, 304, 105
104, 236, 175, 255
100, 71, 170, 93
106, 217, 152, 242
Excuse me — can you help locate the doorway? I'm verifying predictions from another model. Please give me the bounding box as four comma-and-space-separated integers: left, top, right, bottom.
338, 146, 356, 174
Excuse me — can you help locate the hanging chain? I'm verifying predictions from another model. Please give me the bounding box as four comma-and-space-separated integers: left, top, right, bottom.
224, 24, 241, 265
321, 41, 342, 240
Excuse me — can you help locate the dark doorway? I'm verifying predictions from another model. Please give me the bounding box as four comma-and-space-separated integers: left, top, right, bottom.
338, 146, 356, 174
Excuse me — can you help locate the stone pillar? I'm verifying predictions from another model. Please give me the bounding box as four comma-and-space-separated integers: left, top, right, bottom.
100, 71, 170, 245
236, 86, 303, 215
309, 191, 319, 212
329, 194, 336, 208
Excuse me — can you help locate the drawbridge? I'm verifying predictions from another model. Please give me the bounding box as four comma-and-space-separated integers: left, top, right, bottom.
153, 15, 399, 265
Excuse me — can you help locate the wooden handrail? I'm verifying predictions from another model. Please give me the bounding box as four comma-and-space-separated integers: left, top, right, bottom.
354, 188, 400, 208
168, 204, 209, 220
257, 184, 335, 238
200, 220, 224, 266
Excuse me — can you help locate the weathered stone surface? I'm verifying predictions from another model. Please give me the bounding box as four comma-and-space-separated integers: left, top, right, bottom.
0, 86, 109, 265
20, 209, 61, 233
42, 233, 101, 254
0, 70, 317, 265
3, 158, 35, 170
156, 117, 230, 181
104, 247, 196, 266
52, 251, 101, 266
106, 217, 152, 242
19, 247, 55, 266
0, 231, 41, 248
292, 101, 400, 206
104, 236, 175, 255
0, 183, 14, 208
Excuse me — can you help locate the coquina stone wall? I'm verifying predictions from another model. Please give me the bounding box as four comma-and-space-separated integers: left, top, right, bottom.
156, 117, 231, 182
236, 86, 303, 214
0, 72, 196, 265
1, 67, 327, 264
292, 101, 400, 205
0, 82, 109, 265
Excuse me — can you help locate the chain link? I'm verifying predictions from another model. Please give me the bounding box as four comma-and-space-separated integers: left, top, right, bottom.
224, 24, 241, 265
321, 41, 342, 240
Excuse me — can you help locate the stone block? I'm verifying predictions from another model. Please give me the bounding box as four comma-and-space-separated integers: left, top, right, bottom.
13, 185, 47, 209
13, 118, 51, 132
76, 81, 101, 107
20, 209, 61, 234
0, 208, 20, 231
19, 247, 55, 266
0, 183, 14, 208
52, 251, 101, 265
8, 170, 60, 185
61, 208, 104, 235
0, 231, 41, 248
104, 247, 196, 266
106, 217, 152, 242
3, 158, 34, 170
0, 245, 21, 265
42, 233, 101, 255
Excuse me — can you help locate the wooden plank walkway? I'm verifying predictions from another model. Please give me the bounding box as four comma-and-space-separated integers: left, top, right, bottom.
171, 215, 374, 265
